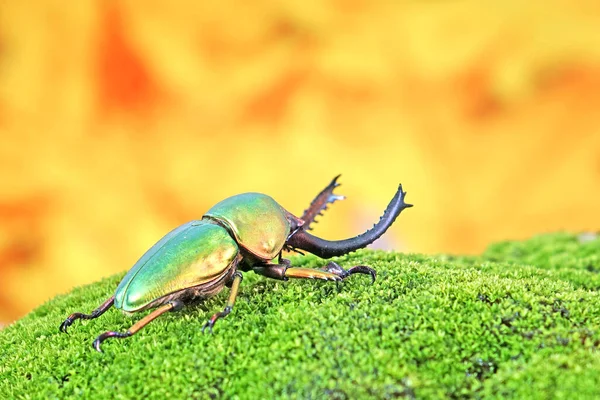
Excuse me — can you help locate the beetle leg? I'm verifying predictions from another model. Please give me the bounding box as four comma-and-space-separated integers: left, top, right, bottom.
92, 300, 183, 352
284, 267, 342, 281
253, 260, 376, 283
301, 175, 345, 230
322, 261, 377, 284
202, 271, 243, 334
284, 262, 376, 282
59, 296, 115, 333
253, 260, 340, 281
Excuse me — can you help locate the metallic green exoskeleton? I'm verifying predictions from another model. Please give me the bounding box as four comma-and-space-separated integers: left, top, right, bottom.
60, 176, 412, 352
114, 221, 239, 313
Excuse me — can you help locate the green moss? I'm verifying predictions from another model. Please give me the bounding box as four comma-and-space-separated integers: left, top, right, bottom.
2, 233, 600, 399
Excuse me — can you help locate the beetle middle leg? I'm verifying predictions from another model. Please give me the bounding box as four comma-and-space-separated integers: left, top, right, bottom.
59, 295, 115, 333
202, 271, 243, 334
92, 299, 183, 352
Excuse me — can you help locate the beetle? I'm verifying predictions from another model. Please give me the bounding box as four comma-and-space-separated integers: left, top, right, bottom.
59, 176, 412, 352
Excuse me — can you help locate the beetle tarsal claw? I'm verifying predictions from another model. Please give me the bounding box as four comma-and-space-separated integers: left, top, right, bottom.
59, 312, 87, 333
324, 262, 377, 284
201, 321, 214, 334
92, 331, 132, 353
347, 265, 377, 284
59, 319, 72, 333
202, 305, 233, 334
59, 314, 84, 333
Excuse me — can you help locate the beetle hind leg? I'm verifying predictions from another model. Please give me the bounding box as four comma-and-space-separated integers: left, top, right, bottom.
92, 331, 132, 352
59, 296, 115, 333
92, 300, 183, 352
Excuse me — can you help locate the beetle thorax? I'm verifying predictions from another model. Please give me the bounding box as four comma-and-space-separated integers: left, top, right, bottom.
204, 193, 291, 260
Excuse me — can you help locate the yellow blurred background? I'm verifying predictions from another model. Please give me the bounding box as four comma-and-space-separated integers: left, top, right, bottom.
1, 1, 599, 324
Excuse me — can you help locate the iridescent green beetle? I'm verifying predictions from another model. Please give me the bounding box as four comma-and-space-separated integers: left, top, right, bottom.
60, 176, 412, 351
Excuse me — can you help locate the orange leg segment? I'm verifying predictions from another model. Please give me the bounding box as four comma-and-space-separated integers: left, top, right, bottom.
92, 300, 183, 352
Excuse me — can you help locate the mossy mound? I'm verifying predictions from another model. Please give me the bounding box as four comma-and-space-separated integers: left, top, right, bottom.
2, 233, 600, 399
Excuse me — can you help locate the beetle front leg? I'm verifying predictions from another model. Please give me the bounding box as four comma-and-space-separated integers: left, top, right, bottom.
253, 261, 341, 281
59, 296, 115, 333
253, 260, 376, 283
202, 271, 243, 334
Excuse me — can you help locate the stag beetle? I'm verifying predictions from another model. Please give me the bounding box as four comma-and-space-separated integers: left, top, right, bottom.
59, 176, 412, 351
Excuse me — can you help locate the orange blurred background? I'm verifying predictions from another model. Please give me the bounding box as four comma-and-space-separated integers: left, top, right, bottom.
1, 1, 599, 324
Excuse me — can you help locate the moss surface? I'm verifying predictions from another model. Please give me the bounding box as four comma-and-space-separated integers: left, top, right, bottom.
2, 233, 600, 399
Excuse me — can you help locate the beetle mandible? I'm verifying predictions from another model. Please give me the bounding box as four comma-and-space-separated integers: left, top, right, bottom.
59, 176, 412, 351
